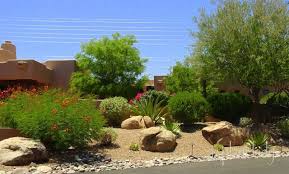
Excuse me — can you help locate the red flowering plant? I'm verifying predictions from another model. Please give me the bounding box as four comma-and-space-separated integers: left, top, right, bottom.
0, 89, 105, 150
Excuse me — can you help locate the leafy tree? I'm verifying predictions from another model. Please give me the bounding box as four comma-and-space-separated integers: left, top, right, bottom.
193, 0, 289, 102
70, 33, 147, 98
165, 62, 198, 94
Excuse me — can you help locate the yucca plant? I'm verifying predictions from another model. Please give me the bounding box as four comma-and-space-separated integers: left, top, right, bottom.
161, 119, 181, 137
131, 96, 169, 124
246, 132, 270, 151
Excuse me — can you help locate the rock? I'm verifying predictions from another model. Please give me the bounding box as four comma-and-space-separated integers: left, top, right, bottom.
121, 116, 154, 129
0, 137, 48, 166
202, 121, 246, 146
35, 166, 52, 173
204, 115, 221, 122
140, 127, 177, 152
11, 168, 30, 174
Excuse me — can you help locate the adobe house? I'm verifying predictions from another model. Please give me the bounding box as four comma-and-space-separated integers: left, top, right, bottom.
0, 41, 76, 89
144, 76, 167, 92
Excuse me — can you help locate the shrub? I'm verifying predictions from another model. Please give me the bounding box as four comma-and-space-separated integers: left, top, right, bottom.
168, 91, 209, 124
246, 132, 270, 151
213, 143, 224, 152
99, 97, 131, 127
207, 93, 252, 123
141, 90, 170, 106
161, 119, 181, 137
277, 118, 289, 138
0, 89, 105, 150
129, 143, 140, 151
260, 92, 289, 107
96, 128, 118, 146
131, 97, 169, 124
239, 117, 253, 127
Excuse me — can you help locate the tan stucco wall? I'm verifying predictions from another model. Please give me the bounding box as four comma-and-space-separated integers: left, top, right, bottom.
0, 41, 16, 62
0, 60, 53, 85
44, 60, 76, 89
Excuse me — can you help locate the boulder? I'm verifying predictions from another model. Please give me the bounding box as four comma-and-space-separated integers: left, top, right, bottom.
202, 121, 246, 146
121, 116, 154, 129
204, 115, 221, 122
0, 137, 48, 166
140, 127, 177, 152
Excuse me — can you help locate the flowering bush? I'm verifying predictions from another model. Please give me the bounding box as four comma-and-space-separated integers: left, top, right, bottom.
99, 97, 131, 127
0, 89, 105, 150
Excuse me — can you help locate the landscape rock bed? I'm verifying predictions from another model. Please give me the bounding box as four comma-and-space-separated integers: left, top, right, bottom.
1, 151, 289, 174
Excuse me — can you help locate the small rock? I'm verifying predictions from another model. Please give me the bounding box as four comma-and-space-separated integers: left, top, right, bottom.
35, 166, 52, 173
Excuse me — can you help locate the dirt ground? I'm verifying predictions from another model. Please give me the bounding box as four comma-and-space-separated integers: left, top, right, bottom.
93, 127, 267, 161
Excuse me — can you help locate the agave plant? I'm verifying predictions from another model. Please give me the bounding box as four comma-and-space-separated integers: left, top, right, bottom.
131, 96, 169, 124
246, 132, 270, 151
161, 119, 181, 137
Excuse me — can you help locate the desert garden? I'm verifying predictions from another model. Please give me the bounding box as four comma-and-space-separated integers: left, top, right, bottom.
2, 0, 289, 174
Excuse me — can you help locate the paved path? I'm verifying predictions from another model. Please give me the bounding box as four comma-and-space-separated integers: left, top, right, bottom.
89, 157, 289, 174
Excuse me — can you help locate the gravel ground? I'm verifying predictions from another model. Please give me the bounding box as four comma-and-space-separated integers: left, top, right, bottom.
1, 127, 289, 173
94, 128, 249, 160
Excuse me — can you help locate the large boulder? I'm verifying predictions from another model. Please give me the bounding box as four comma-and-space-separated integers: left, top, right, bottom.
0, 137, 48, 166
140, 127, 177, 152
121, 116, 154, 129
202, 121, 246, 146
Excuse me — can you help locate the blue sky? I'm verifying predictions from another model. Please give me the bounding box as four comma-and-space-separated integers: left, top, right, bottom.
0, 0, 215, 78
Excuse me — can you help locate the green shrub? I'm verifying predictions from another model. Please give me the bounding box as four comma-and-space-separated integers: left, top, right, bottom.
141, 90, 170, 106
213, 143, 224, 152
0, 89, 105, 150
260, 92, 289, 106
129, 143, 140, 151
0, 93, 28, 128
239, 117, 253, 127
246, 132, 270, 151
131, 97, 169, 124
168, 91, 209, 124
277, 118, 289, 138
207, 93, 252, 123
96, 128, 118, 146
161, 119, 181, 137
99, 97, 131, 127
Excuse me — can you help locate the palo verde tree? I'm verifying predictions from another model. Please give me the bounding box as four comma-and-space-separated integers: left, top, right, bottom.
70, 33, 147, 98
193, 0, 289, 102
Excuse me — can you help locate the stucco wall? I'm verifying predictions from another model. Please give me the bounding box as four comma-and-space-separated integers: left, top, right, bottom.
44, 60, 77, 89
0, 60, 53, 85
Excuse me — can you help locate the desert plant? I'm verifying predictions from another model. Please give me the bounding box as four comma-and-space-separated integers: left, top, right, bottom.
129, 143, 140, 151
239, 117, 253, 127
161, 119, 181, 137
0, 89, 105, 150
96, 128, 118, 146
99, 97, 131, 127
168, 91, 209, 124
131, 96, 169, 124
277, 118, 289, 138
246, 132, 270, 151
207, 93, 252, 123
213, 143, 224, 152
141, 90, 170, 106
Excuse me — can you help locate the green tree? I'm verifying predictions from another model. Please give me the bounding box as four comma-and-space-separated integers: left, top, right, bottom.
193, 0, 289, 102
70, 33, 147, 98
165, 62, 198, 94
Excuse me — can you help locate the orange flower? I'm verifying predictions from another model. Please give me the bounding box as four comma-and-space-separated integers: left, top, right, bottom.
51, 123, 59, 131
83, 116, 92, 123
51, 108, 58, 115
61, 98, 70, 108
